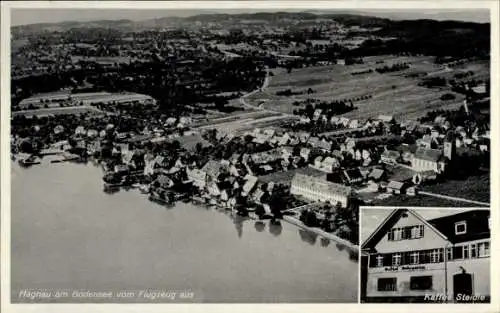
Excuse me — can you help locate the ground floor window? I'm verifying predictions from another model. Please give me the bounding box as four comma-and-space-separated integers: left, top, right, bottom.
377, 278, 397, 292
410, 276, 433, 290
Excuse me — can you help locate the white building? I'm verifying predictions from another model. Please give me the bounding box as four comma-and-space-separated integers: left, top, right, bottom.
290, 173, 352, 207
411, 148, 445, 173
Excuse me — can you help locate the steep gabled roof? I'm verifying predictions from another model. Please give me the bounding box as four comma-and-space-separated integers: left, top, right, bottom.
413, 147, 442, 162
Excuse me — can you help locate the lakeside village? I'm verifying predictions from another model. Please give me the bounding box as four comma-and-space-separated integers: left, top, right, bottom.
11, 92, 490, 247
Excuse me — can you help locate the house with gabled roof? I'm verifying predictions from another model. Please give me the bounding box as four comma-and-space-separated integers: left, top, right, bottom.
361, 208, 490, 303
202, 160, 226, 181
343, 168, 364, 185
186, 167, 207, 189
381, 149, 401, 165
411, 147, 445, 173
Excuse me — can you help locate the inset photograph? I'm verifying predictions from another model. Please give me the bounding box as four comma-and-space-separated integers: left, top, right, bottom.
360, 207, 490, 303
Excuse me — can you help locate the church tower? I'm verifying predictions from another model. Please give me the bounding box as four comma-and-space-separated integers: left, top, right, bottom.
443, 131, 456, 161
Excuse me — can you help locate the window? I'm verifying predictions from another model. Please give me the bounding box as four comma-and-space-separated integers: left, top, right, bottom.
410, 225, 424, 239
410, 252, 419, 265
478, 241, 490, 257
389, 225, 424, 241
377, 278, 397, 292
447, 247, 453, 261
403, 227, 412, 240
394, 228, 402, 241
431, 249, 440, 263
410, 276, 433, 290
463, 245, 469, 259
410, 226, 418, 238
392, 253, 401, 266
376, 255, 384, 267
455, 221, 467, 235
471, 244, 477, 258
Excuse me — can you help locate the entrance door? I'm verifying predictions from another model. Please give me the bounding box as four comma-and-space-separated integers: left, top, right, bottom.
453, 273, 473, 301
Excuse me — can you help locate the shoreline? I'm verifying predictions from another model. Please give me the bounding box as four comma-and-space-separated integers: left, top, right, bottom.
282, 215, 359, 252
12, 158, 359, 251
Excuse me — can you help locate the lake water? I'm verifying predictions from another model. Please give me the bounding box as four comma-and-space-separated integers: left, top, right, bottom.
11, 160, 359, 303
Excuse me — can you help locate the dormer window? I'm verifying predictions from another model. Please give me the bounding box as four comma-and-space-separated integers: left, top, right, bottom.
455, 221, 467, 235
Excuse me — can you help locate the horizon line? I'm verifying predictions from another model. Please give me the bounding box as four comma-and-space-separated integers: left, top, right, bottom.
10, 8, 491, 27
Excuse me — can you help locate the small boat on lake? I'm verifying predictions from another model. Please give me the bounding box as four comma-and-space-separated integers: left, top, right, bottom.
103, 182, 123, 190
19, 155, 42, 166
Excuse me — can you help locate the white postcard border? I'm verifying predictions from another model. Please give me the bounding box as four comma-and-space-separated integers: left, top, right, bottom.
1, 1, 499, 313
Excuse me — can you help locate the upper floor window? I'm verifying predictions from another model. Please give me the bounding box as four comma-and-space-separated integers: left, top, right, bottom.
455, 221, 467, 235
463, 245, 469, 259
470, 244, 476, 258
411, 225, 424, 238
388, 225, 424, 241
478, 241, 490, 257
410, 252, 419, 265
376, 255, 384, 267
430, 249, 440, 263
392, 253, 401, 266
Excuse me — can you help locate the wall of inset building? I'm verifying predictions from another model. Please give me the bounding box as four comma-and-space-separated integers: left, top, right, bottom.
366, 263, 446, 298
447, 257, 490, 297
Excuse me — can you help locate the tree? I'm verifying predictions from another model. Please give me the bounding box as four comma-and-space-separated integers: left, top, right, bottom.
389, 122, 401, 136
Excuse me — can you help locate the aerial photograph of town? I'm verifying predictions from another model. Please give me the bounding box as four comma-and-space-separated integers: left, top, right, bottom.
8, 6, 490, 304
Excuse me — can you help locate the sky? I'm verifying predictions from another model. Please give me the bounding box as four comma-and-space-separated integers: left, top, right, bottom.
11, 8, 490, 26
360, 208, 485, 244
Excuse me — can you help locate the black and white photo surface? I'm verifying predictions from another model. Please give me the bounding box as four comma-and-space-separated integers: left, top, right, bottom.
3, 3, 494, 306
360, 207, 490, 303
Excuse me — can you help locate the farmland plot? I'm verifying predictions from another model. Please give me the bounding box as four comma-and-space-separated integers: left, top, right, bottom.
247, 55, 487, 121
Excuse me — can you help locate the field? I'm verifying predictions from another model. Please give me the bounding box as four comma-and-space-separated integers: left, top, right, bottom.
247, 55, 490, 121
70, 56, 131, 64
194, 109, 295, 136
421, 173, 490, 203
12, 106, 101, 117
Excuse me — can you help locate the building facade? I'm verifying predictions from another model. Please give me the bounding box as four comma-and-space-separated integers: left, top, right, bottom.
362, 209, 490, 303
290, 173, 352, 207
411, 148, 445, 173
